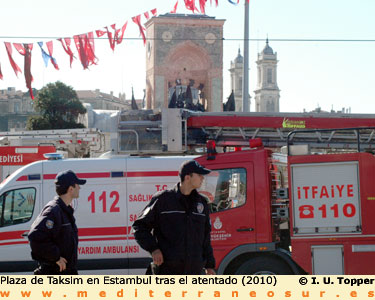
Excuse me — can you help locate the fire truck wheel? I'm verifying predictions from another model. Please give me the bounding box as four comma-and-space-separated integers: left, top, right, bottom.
234, 256, 293, 275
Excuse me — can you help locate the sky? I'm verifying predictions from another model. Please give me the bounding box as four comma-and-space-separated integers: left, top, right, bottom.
0, 0, 374, 113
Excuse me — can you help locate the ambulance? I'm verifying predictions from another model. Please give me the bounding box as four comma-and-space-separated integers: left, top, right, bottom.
0, 154, 197, 274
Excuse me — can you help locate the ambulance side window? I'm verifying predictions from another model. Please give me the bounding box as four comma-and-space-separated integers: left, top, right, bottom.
199, 168, 246, 213
0, 188, 36, 227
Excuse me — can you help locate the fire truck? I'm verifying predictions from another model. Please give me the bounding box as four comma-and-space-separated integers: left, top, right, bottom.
1, 109, 375, 274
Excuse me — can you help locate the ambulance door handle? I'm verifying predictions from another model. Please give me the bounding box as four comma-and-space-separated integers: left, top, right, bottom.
22, 232, 29, 237
237, 227, 254, 232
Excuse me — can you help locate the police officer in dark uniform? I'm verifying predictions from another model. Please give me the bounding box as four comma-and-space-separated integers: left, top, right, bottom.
28, 170, 86, 275
133, 160, 216, 275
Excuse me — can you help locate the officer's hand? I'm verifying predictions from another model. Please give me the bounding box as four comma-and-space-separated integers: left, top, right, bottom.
205, 268, 216, 275
56, 257, 67, 272
151, 249, 164, 266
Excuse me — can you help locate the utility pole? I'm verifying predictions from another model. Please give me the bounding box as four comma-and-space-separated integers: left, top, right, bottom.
242, 0, 250, 112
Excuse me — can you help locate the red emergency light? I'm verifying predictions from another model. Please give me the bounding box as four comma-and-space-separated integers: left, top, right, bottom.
206, 140, 217, 160
249, 138, 263, 148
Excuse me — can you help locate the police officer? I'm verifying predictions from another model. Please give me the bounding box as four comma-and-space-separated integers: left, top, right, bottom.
133, 160, 216, 275
28, 170, 86, 275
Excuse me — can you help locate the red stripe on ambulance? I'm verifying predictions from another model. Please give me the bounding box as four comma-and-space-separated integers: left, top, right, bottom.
18, 171, 178, 181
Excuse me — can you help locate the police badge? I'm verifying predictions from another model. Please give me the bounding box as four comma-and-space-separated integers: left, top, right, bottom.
197, 203, 204, 214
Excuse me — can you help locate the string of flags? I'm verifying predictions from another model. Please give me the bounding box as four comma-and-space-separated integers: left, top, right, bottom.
0, 0, 249, 99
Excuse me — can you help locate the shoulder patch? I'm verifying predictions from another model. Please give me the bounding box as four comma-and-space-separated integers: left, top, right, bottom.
45, 219, 54, 229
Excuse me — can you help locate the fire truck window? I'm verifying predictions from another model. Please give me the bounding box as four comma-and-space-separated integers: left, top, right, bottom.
0, 188, 36, 227
199, 168, 246, 213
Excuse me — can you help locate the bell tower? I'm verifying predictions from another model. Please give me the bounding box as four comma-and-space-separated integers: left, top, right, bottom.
229, 48, 245, 111
254, 39, 280, 112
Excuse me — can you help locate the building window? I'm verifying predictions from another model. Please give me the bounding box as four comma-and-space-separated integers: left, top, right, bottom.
238, 77, 242, 91
258, 69, 261, 84
14, 102, 21, 113
267, 100, 275, 112
267, 68, 273, 84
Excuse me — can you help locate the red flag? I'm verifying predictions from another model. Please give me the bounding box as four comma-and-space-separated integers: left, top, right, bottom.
87, 32, 97, 64
115, 21, 128, 44
98, 22, 128, 52
73, 34, 89, 69
58, 38, 75, 68
171, 1, 178, 13
46, 41, 59, 70
151, 8, 157, 16
184, 0, 197, 12
73, 32, 97, 70
199, 0, 207, 14
132, 15, 147, 45
105, 26, 116, 51
144, 11, 150, 20
13, 43, 34, 99
0, 64, 3, 80
96, 26, 115, 51
87, 32, 96, 53
4, 42, 22, 77
96, 29, 106, 37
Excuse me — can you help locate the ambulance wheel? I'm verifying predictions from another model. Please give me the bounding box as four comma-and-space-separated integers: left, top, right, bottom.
234, 256, 293, 275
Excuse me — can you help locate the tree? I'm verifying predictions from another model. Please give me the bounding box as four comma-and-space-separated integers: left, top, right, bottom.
27, 81, 86, 130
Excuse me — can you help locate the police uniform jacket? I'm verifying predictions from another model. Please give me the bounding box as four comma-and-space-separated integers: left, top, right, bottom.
28, 196, 78, 272
132, 183, 215, 273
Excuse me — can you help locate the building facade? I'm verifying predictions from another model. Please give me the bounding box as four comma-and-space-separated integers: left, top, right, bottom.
254, 39, 280, 112
76, 90, 128, 110
0, 88, 35, 131
0, 88, 132, 131
145, 13, 225, 112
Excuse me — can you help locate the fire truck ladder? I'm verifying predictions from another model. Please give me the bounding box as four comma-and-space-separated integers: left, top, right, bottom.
286, 127, 375, 154
117, 109, 375, 154
184, 111, 375, 151
0, 128, 106, 157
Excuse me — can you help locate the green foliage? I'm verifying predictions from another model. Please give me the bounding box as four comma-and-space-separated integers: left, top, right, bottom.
27, 81, 86, 130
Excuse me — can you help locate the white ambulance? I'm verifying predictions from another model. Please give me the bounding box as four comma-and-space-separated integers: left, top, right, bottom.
0, 153, 198, 274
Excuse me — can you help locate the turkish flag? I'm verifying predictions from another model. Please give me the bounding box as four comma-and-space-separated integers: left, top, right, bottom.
171, 1, 178, 13
4, 42, 22, 77
13, 43, 34, 99
199, 0, 207, 13
46, 41, 59, 70
132, 15, 147, 45
58, 38, 75, 68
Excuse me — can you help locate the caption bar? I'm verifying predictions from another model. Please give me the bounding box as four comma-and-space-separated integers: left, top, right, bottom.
2, 275, 375, 299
